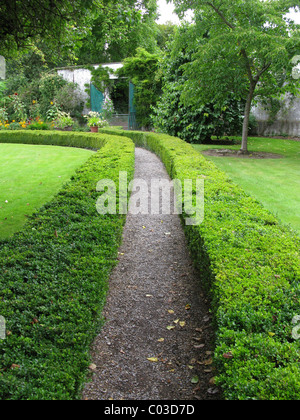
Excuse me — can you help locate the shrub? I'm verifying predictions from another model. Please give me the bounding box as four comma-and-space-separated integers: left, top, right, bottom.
100, 127, 300, 400
27, 121, 49, 130
84, 111, 109, 128
52, 111, 75, 129
38, 73, 68, 117
151, 27, 243, 143
0, 131, 135, 400
53, 83, 85, 119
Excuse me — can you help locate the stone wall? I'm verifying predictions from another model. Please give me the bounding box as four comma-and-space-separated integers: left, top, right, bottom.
252, 94, 300, 137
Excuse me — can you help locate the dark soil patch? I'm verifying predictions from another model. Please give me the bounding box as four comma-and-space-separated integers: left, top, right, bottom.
202, 149, 283, 159
82, 148, 220, 401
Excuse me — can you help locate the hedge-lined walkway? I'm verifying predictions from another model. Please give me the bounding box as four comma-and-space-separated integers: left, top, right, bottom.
82, 148, 220, 400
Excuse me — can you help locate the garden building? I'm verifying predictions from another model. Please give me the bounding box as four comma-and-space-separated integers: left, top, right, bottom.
56, 63, 137, 130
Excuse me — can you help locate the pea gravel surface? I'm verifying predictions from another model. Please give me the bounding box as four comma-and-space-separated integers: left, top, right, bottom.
82, 148, 220, 401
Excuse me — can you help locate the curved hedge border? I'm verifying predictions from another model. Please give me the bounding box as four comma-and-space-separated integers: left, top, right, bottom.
101, 128, 300, 400
1, 129, 300, 400
0, 131, 135, 400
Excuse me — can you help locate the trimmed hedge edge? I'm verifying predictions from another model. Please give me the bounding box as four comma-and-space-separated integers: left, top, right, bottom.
1, 129, 300, 400
100, 128, 300, 401
0, 131, 135, 399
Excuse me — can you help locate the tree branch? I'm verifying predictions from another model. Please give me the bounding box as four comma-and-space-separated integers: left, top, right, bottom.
254, 62, 272, 82
205, 1, 235, 30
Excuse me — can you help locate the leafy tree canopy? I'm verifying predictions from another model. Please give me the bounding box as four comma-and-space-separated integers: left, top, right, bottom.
0, 0, 159, 65
172, 0, 300, 152
152, 24, 244, 142
76, 0, 160, 64
0, 0, 97, 56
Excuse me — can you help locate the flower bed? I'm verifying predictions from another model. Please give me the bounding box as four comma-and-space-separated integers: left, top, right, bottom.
100, 128, 300, 400
0, 131, 135, 400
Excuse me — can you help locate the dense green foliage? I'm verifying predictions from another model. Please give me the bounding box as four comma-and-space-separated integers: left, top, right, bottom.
0, 70, 85, 123
152, 26, 244, 143
101, 127, 300, 400
0, 131, 135, 399
118, 48, 162, 129
76, 0, 159, 64
0, 0, 95, 56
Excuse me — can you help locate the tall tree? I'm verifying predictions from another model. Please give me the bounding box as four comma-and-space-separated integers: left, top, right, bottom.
172, 0, 300, 153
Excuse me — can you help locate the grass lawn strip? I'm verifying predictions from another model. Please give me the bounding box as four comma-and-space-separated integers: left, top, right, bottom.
0, 143, 94, 239
193, 137, 300, 234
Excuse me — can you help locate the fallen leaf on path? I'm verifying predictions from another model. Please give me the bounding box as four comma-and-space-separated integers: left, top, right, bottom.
167, 326, 175, 330
207, 388, 219, 395
173, 319, 179, 324
191, 376, 199, 384
194, 344, 205, 349
147, 357, 158, 362
157, 338, 165, 342
179, 321, 186, 327
168, 310, 174, 314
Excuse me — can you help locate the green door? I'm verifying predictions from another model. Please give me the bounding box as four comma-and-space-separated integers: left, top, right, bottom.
129, 81, 138, 130
90, 83, 104, 113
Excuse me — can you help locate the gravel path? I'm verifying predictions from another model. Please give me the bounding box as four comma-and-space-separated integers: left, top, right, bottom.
82, 148, 220, 400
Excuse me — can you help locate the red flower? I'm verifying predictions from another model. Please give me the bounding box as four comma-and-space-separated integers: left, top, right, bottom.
14, 93, 18, 96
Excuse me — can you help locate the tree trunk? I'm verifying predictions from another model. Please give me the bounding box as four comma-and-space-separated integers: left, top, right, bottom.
240, 83, 256, 154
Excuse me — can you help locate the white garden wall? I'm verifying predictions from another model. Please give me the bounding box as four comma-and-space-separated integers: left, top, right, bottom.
252, 94, 300, 137
56, 63, 123, 113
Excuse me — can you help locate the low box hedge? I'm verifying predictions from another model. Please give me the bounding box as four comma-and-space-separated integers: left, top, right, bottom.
101, 128, 300, 400
0, 131, 135, 399
1, 128, 300, 400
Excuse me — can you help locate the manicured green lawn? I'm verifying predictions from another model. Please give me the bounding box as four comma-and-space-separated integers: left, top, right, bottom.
0, 143, 94, 238
193, 137, 300, 234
